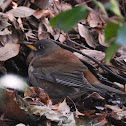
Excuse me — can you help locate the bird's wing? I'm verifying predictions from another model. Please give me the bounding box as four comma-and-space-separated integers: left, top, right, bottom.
30, 58, 92, 88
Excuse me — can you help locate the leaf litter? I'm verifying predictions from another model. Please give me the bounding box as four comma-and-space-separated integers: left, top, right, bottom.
0, 0, 125, 126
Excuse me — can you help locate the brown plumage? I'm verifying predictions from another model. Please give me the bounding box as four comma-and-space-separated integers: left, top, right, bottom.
27, 39, 125, 100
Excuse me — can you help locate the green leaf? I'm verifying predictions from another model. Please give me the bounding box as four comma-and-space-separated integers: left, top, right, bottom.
105, 0, 123, 18
50, 6, 88, 32
116, 23, 126, 45
105, 40, 120, 62
105, 22, 120, 42
93, 0, 108, 17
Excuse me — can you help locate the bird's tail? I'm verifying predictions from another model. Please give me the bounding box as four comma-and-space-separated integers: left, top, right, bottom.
93, 83, 126, 95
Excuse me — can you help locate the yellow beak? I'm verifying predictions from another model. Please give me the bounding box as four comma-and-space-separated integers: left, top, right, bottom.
26, 44, 37, 50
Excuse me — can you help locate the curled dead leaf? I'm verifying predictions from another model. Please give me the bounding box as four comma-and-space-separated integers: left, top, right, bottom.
78, 23, 96, 48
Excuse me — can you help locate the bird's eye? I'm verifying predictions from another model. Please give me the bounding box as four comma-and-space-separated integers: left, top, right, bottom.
38, 45, 44, 50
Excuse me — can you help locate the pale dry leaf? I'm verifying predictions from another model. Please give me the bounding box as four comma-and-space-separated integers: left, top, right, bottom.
59, 34, 66, 43
57, 99, 70, 115
7, 6, 36, 18
0, 13, 11, 30
74, 49, 105, 66
78, 23, 96, 48
61, 3, 72, 11
31, 0, 49, 9
17, 18, 24, 31
0, 32, 20, 44
105, 104, 126, 117
26, 105, 60, 122
38, 22, 49, 40
98, 30, 108, 47
33, 9, 50, 19
54, 32, 60, 40
7, 13, 19, 29
105, 104, 122, 112
26, 103, 76, 125
0, 43, 20, 61
0, 0, 12, 11
43, 18, 55, 36
0, 28, 12, 35
87, 12, 103, 28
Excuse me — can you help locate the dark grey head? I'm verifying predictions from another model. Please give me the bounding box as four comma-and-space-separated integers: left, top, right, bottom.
32, 39, 59, 58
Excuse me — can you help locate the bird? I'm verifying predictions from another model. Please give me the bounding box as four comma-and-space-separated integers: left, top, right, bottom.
26, 39, 126, 100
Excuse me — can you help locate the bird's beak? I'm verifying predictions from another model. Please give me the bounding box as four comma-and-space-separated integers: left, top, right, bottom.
21, 41, 37, 51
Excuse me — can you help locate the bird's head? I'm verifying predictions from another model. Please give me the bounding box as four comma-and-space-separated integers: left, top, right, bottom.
23, 39, 59, 58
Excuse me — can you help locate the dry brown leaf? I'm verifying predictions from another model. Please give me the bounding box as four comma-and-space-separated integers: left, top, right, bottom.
31, 0, 49, 9
38, 22, 49, 40
105, 104, 122, 112
7, 13, 19, 29
98, 30, 108, 47
17, 18, 24, 31
0, 43, 20, 61
0, 28, 11, 35
0, 31, 21, 44
59, 34, 66, 43
93, 118, 108, 126
0, 13, 11, 30
60, 3, 72, 11
74, 49, 105, 66
0, 89, 28, 123
0, 0, 12, 11
54, 31, 60, 40
33, 9, 50, 19
7, 6, 36, 18
24, 86, 38, 98
52, 99, 70, 115
87, 12, 104, 28
78, 23, 96, 48
42, 18, 55, 36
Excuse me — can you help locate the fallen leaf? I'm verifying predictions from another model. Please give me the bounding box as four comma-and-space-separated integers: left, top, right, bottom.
17, 18, 24, 31
0, 13, 11, 30
87, 12, 104, 28
0, 43, 20, 61
43, 18, 55, 36
74, 49, 105, 66
0, 28, 11, 35
52, 99, 70, 115
26, 105, 76, 126
0, 89, 28, 123
31, 0, 49, 9
27, 105, 60, 121
7, 6, 36, 18
98, 29, 108, 47
78, 23, 96, 48
0, 0, 12, 11
33, 9, 50, 19
59, 34, 66, 43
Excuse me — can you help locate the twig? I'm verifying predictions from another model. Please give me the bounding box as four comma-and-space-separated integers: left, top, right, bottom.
50, 39, 126, 82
